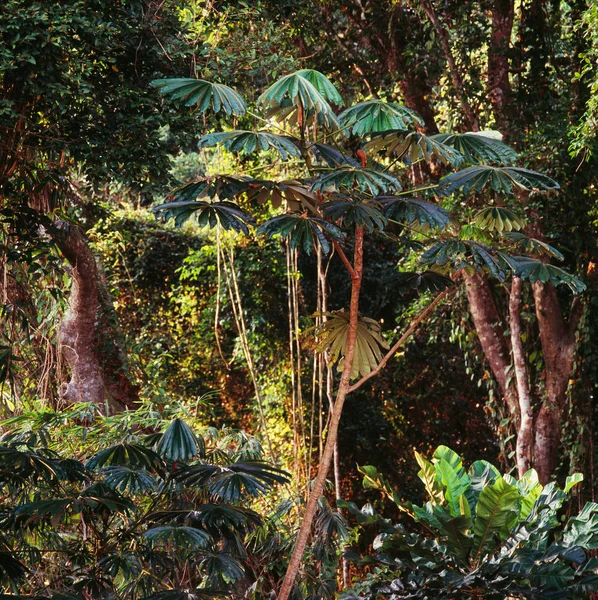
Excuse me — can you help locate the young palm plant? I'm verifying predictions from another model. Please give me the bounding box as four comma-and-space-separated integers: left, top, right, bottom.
0, 402, 288, 598
151, 69, 584, 598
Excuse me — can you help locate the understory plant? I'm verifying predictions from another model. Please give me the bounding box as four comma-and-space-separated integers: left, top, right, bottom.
341, 446, 598, 599
0, 402, 289, 598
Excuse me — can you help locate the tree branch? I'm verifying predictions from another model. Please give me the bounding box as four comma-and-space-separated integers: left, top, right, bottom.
347, 290, 447, 393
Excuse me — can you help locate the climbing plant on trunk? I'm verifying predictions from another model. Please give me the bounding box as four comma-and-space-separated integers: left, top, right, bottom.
153, 68, 583, 597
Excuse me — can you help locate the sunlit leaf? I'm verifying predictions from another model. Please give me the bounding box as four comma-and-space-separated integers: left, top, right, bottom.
338, 100, 423, 136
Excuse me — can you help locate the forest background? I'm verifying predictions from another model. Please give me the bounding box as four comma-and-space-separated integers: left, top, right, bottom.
2, 0, 598, 598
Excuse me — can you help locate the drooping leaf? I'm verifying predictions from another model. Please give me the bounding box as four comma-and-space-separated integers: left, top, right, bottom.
102, 466, 159, 494
257, 71, 339, 129
144, 525, 211, 550
323, 196, 387, 231
86, 443, 164, 473
161, 175, 254, 203
381, 196, 451, 229
293, 69, 344, 105
472, 206, 527, 232
439, 165, 560, 195
258, 213, 344, 255
365, 130, 464, 166
503, 232, 565, 261
415, 451, 444, 504
498, 255, 586, 294
151, 78, 246, 116
308, 143, 360, 168
156, 419, 205, 462
154, 200, 255, 233
312, 167, 402, 195
431, 132, 518, 165
338, 100, 423, 136
200, 552, 245, 585
422, 240, 505, 280
387, 271, 453, 293
245, 179, 319, 212
197, 131, 301, 159
176, 462, 288, 502
313, 312, 390, 380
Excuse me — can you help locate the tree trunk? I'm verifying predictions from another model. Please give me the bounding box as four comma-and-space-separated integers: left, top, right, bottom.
277, 227, 365, 600
463, 271, 520, 427
532, 281, 582, 483
509, 276, 533, 476
488, 0, 514, 134
52, 220, 134, 413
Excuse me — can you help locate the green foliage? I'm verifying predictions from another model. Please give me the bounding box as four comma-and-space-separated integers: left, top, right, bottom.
431, 132, 518, 165
197, 131, 301, 159
151, 79, 247, 116
343, 447, 598, 599
0, 405, 289, 598
338, 100, 424, 136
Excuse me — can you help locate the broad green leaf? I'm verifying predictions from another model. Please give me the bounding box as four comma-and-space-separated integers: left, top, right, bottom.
498, 255, 586, 294
415, 451, 444, 504
323, 196, 387, 231
471, 476, 520, 560
102, 466, 158, 494
503, 232, 565, 261
435, 458, 468, 517
144, 525, 211, 550
151, 78, 246, 116
86, 443, 164, 473
565, 473, 584, 494
154, 200, 255, 233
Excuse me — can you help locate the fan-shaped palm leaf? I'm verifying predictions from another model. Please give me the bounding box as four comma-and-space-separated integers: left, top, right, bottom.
338, 100, 423, 136
472, 206, 527, 232
0, 447, 85, 485
154, 200, 255, 233
431, 132, 518, 165
197, 131, 301, 160
245, 179, 319, 212
187, 504, 262, 534
365, 130, 464, 166
86, 443, 164, 473
258, 213, 344, 255
387, 271, 454, 293
499, 255, 586, 294
439, 166, 560, 195
503, 232, 565, 261
174, 462, 289, 501
381, 196, 450, 229
421, 240, 505, 280
156, 419, 205, 462
312, 167, 402, 195
308, 143, 360, 167
102, 466, 159, 494
199, 552, 245, 585
294, 69, 344, 105
313, 312, 390, 380
257, 72, 339, 129
151, 79, 246, 116
164, 175, 254, 203
323, 197, 387, 232
144, 526, 211, 551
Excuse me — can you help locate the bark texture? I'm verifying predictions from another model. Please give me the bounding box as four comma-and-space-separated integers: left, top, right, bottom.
52, 220, 135, 413
509, 276, 533, 476
464, 271, 520, 427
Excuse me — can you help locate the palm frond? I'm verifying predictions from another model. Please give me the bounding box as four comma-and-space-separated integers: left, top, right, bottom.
312, 167, 402, 195
198, 131, 301, 160
381, 196, 450, 229
365, 130, 464, 166
472, 206, 527, 232
338, 100, 423, 136
431, 132, 518, 165
151, 78, 246, 116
